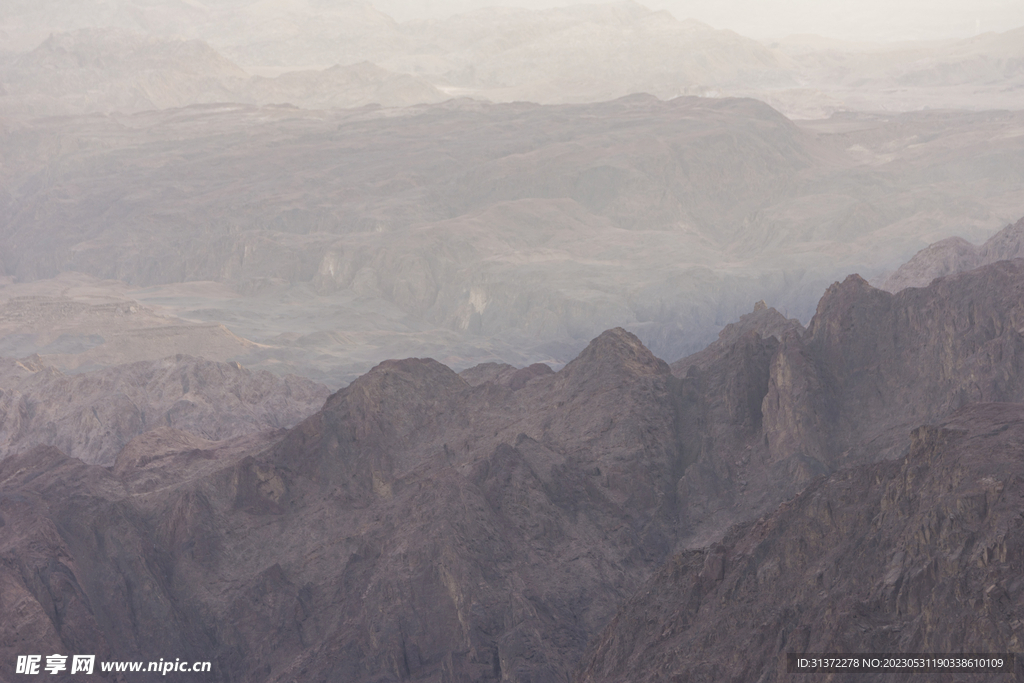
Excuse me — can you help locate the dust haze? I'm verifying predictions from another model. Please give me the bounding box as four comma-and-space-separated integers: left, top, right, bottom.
2, 0, 1022, 386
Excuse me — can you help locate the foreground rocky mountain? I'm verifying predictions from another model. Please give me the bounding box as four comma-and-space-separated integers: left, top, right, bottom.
0, 327, 690, 682
578, 403, 1024, 682
669, 256, 1024, 539
4, 256, 1024, 681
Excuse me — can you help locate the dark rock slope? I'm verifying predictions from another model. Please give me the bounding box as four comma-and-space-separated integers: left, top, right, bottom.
5, 258, 1024, 682
671, 259, 1024, 540
577, 402, 1024, 683
0, 329, 693, 682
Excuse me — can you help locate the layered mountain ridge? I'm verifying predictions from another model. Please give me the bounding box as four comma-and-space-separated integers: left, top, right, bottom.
4, 98, 1022, 384
4, 254, 1024, 681
2, 2, 1023, 118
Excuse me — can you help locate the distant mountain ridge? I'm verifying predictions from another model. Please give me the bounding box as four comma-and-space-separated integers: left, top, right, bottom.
2, 1, 1023, 117
0, 28, 447, 116
880, 215, 1024, 292
4, 98, 1022, 383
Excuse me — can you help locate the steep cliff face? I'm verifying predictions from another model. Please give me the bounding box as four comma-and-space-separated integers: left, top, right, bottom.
765, 261, 1024, 480
577, 402, 1024, 683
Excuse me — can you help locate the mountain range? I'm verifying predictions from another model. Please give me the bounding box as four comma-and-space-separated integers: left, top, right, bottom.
3, 246, 1024, 681
2, 3, 1023, 679
3, 97, 1022, 384
1, 2, 1023, 118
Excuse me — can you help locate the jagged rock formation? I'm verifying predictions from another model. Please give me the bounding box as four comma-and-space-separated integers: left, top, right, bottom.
0, 328, 694, 683
881, 216, 1024, 292
779, 260, 1024, 467
577, 402, 1024, 682
0, 355, 330, 465
670, 258, 1024, 537
5, 258, 1024, 681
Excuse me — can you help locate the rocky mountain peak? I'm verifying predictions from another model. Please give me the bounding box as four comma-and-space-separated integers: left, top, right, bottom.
814, 272, 875, 307
980, 215, 1024, 262
807, 273, 893, 349
564, 327, 671, 379
329, 357, 467, 416
672, 300, 802, 376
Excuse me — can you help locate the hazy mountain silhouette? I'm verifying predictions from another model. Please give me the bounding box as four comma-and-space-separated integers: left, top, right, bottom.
2, 97, 1022, 382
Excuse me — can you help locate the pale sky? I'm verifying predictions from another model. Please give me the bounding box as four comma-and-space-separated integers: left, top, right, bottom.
371, 0, 1024, 42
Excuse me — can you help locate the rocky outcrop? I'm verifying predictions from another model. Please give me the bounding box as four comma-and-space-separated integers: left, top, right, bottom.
0, 354, 330, 465
661, 259, 1024, 539
577, 402, 1024, 682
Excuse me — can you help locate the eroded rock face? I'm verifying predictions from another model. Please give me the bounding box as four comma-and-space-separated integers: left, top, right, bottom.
577, 403, 1024, 683
769, 261, 1024, 474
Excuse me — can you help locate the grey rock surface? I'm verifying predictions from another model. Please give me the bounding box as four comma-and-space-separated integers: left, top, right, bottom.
0, 354, 330, 465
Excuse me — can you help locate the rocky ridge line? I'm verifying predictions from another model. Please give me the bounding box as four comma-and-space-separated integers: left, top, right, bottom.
5, 257, 1024, 680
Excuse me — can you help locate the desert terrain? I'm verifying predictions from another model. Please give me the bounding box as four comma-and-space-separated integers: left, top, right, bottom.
1, 1, 1023, 681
